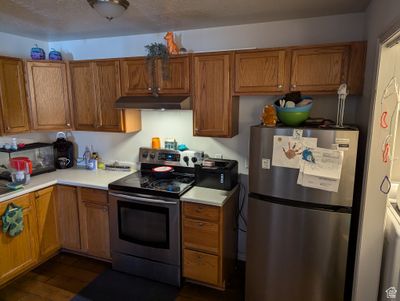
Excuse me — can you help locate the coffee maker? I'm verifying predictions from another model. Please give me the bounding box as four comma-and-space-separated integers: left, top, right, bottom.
53, 132, 74, 169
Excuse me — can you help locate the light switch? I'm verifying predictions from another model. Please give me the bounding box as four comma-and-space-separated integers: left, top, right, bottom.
262, 158, 270, 169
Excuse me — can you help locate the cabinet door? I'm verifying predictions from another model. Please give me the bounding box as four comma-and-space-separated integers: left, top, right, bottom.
120, 58, 151, 95
0, 194, 39, 286
70, 61, 98, 131
0, 58, 30, 134
193, 53, 238, 137
290, 46, 349, 93
157, 56, 190, 95
93, 60, 124, 132
78, 188, 110, 259
26, 61, 73, 130
55, 185, 81, 251
234, 50, 287, 94
34, 186, 60, 259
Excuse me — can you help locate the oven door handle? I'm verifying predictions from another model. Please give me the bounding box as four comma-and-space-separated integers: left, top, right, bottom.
109, 192, 178, 205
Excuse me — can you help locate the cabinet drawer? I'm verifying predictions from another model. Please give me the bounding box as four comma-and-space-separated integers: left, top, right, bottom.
183, 249, 219, 285
183, 202, 220, 222
80, 188, 108, 205
183, 218, 219, 254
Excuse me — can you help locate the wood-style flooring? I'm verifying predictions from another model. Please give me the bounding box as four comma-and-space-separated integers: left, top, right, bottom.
0, 252, 244, 301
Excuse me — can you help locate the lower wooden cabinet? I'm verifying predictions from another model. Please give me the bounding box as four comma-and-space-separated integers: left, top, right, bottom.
78, 187, 111, 260
55, 186, 111, 260
34, 186, 60, 259
56, 185, 81, 251
0, 194, 39, 286
182, 188, 239, 290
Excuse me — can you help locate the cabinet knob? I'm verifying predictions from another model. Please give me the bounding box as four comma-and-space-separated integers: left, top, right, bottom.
291, 84, 297, 89
6, 126, 10, 131
157, 87, 161, 91
66, 123, 71, 127
148, 87, 152, 91
277, 84, 283, 89
197, 222, 205, 227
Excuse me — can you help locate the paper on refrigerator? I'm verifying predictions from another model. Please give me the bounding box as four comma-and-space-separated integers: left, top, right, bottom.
297, 147, 344, 192
272, 135, 317, 169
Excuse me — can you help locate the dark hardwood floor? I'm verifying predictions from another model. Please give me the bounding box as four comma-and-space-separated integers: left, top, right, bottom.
0, 252, 245, 301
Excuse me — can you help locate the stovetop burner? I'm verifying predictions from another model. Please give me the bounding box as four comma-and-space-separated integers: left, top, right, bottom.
108, 167, 195, 198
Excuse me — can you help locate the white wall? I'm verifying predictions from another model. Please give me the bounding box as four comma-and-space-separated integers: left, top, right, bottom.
0, 32, 48, 58
353, 0, 400, 300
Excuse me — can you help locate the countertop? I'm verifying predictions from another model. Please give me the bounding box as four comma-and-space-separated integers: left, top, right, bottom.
181, 185, 239, 207
0, 168, 134, 203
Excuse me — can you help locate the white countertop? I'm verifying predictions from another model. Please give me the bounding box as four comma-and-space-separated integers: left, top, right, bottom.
181, 185, 239, 207
0, 168, 134, 203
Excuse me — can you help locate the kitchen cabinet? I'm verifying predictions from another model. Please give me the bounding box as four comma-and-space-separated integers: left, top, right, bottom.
182, 188, 239, 290
34, 186, 60, 260
193, 53, 239, 138
70, 60, 141, 132
121, 56, 190, 95
56, 185, 81, 251
0, 57, 30, 134
234, 50, 288, 94
0, 194, 39, 286
26, 61, 73, 131
290, 45, 349, 93
78, 187, 111, 260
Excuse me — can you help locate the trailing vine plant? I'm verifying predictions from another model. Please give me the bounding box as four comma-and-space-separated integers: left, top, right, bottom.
144, 43, 169, 96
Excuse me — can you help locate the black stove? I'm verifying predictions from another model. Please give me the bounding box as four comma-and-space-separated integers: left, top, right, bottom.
109, 148, 196, 199
108, 168, 195, 198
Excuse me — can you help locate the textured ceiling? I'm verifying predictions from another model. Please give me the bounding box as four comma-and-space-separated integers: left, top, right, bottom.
0, 0, 371, 41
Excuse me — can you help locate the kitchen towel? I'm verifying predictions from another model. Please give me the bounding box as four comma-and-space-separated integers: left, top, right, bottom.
2, 203, 24, 237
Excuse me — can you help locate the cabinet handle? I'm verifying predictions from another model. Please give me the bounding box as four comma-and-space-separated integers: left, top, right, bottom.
197, 222, 205, 227
277, 84, 283, 89
6, 126, 10, 131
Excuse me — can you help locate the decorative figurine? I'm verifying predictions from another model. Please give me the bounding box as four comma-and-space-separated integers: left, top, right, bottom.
261, 104, 278, 127
164, 31, 179, 55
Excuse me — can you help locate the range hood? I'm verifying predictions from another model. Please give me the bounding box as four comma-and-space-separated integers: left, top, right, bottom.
115, 95, 191, 110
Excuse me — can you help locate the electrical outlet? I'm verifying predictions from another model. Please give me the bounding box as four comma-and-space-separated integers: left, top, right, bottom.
214, 154, 223, 159
244, 159, 249, 169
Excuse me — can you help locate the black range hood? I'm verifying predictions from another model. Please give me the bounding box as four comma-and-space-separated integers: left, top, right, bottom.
114, 96, 191, 110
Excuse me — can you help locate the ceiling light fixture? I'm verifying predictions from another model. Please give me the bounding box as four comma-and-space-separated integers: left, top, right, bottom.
87, 0, 129, 21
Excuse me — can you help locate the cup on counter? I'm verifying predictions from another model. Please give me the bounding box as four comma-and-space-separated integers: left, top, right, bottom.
57, 157, 71, 169
152, 137, 161, 149
86, 159, 97, 170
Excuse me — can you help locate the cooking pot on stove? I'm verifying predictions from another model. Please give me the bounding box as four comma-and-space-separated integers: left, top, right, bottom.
152, 166, 174, 179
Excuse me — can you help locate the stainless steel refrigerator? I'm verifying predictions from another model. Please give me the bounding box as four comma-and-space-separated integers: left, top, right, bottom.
246, 125, 359, 301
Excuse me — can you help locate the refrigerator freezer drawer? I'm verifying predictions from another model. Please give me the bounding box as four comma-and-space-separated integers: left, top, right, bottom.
245, 196, 350, 301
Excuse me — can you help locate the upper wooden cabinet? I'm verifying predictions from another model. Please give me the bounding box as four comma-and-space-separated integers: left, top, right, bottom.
193, 53, 239, 138
0, 57, 30, 134
70, 60, 141, 133
0, 194, 39, 286
233, 42, 366, 96
26, 61, 73, 131
234, 50, 288, 94
121, 56, 190, 96
289, 42, 366, 94
34, 186, 60, 259
120, 58, 151, 95
290, 45, 349, 93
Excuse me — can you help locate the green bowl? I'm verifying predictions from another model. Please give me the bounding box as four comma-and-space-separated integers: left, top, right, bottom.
277, 111, 310, 126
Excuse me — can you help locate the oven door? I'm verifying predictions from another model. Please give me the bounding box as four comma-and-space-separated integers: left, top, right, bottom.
109, 191, 180, 266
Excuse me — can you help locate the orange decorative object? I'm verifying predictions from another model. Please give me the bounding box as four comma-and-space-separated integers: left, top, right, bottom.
164, 32, 179, 55
152, 137, 161, 149
261, 104, 278, 127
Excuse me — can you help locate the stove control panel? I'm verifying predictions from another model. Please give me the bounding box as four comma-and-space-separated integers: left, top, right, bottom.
139, 147, 181, 166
